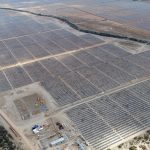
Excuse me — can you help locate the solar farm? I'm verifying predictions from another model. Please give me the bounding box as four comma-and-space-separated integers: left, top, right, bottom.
0, 0, 150, 150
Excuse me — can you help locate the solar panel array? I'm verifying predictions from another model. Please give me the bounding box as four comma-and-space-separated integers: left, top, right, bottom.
0, 9, 150, 150
1, 32, 150, 105
67, 79, 150, 150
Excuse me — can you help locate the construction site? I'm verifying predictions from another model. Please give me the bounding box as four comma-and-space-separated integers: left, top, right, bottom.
0, 83, 90, 150
0, 0, 150, 150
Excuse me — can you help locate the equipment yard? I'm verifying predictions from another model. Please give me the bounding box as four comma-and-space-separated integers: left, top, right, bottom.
0, 0, 150, 150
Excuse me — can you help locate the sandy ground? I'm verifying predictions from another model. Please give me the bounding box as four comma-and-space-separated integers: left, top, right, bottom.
24, 3, 150, 41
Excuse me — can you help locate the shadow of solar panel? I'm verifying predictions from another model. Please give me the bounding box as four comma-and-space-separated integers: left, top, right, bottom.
9, 15, 30, 23
0, 72, 11, 92
89, 96, 143, 138
66, 34, 91, 48
67, 104, 121, 150
4, 38, 23, 49
79, 34, 104, 45
0, 27, 14, 39
18, 22, 38, 34
128, 81, 150, 103
5, 24, 25, 37
95, 62, 135, 84
41, 58, 70, 77
24, 20, 47, 32
54, 30, 92, 48
0, 41, 9, 53
87, 46, 117, 63
56, 54, 85, 70
24, 62, 52, 82
110, 58, 150, 78
139, 50, 150, 59
54, 29, 76, 38
42, 22, 61, 31
5, 67, 32, 88
137, 113, 150, 127
31, 34, 65, 54
42, 32, 79, 51
0, 51, 17, 67
77, 66, 119, 91
41, 77, 80, 106
101, 44, 130, 57
26, 44, 50, 58
124, 54, 150, 70
62, 72, 100, 98
74, 51, 101, 66
22, 19, 44, 30
110, 90, 150, 119
4, 39, 33, 62
18, 36, 38, 46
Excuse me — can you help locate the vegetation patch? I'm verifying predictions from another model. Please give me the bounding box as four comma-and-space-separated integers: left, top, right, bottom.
110, 129, 150, 150
0, 126, 20, 150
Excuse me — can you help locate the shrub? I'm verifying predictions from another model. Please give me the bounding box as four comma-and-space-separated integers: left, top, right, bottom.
138, 136, 143, 140
144, 134, 149, 141
129, 145, 137, 150
118, 143, 124, 148
134, 137, 138, 140
139, 145, 147, 150
146, 130, 150, 135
